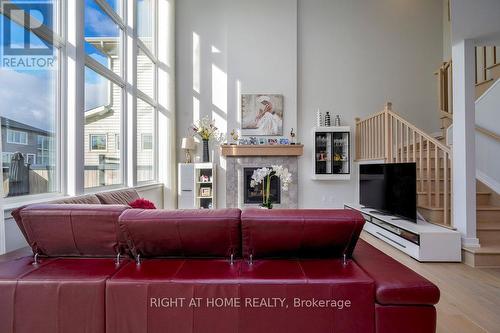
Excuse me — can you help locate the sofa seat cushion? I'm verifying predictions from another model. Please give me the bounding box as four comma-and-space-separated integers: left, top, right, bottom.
0, 256, 56, 333
0, 256, 53, 280
95, 188, 140, 205
2, 258, 127, 333
241, 209, 365, 259
20, 204, 130, 257
119, 209, 242, 258
106, 258, 375, 333
353, 240, 440, 306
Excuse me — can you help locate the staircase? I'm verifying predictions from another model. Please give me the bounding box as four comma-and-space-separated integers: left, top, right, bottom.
356, 102, 500, 267
435, 46, 500, 267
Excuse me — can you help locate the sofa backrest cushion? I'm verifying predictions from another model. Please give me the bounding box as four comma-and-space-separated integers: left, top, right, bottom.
95, 188, 140, 205
241, 209, 365, 259
50, 194, 101, 205
119, 209, 242, 258
19, 204, 130, 257
10, 195, 102, 245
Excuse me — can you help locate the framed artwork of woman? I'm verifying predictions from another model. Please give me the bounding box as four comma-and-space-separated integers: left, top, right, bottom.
241, 94, 283, 136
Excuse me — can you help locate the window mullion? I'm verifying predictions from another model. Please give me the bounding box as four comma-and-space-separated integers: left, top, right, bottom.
95, 0, 126, 30
85, 55, 125, 88
66, 0, 86, 195
137, 40, 158, 64
127, 0, 137, 187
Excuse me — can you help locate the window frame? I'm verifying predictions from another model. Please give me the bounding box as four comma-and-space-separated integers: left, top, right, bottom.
83, 0, 126, 191
1, 0, 163, 204
1, 0, 64, 204
6, 129, 28, 145
89, 134, 108, 152
135, 0, 159, 185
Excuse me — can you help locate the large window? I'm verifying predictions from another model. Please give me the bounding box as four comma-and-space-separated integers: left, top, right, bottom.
0, 1, 60, 198
1, 0, 164, 200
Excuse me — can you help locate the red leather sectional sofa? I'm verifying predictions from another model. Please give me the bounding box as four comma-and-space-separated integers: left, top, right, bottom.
1, 203, 439, 333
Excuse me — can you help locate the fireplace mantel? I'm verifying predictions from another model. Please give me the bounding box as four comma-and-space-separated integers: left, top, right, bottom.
220, 144, 303, 157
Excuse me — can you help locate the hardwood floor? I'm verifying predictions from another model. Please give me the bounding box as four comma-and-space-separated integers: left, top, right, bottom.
2, 237, 500, 332
361, 232, 500, 333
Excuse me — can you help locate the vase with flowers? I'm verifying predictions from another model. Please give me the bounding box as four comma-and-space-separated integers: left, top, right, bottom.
250, 165, 292, 209
191, 116, 223, 162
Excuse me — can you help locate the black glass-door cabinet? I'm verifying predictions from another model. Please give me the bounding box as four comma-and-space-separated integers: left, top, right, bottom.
312, 127, 350, 180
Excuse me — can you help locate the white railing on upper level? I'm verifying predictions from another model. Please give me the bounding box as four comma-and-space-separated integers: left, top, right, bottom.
356, 103, 453, 228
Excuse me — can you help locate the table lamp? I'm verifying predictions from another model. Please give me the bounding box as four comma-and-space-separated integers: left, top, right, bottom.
181, 137, 195, 163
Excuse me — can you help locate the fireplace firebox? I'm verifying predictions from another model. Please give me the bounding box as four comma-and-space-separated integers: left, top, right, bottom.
243, 167, 281, 205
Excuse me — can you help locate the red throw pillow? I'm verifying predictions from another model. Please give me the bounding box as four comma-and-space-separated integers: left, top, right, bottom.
129, 198, 156, 209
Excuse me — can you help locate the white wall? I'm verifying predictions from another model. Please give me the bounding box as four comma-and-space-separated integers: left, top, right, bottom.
476, 80, 500, 193
298, 0, 443, 208
176, 0, 298, 207
451, 0, 500, 45
175, 0, 443, 208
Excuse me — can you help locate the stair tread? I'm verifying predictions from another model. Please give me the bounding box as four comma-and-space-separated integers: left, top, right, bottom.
417, 191, 490, 195
462, 244, 500, 254
418, 205, 500, 211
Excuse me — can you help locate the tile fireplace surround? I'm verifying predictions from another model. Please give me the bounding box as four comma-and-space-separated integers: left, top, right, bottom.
225, 156, 298, 208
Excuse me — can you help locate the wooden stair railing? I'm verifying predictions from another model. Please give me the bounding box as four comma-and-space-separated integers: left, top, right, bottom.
356, 103, 453, 228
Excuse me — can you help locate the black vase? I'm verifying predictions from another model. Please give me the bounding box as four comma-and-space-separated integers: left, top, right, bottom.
202, 139, 210, 162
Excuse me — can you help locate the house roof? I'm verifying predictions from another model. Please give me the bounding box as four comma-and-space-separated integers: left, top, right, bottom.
1, 117, 52, 135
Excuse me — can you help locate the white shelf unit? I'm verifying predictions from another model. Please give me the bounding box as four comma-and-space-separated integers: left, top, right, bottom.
345, 203, 461, 262
178, 163, 216, 209
312, 126, 351, 180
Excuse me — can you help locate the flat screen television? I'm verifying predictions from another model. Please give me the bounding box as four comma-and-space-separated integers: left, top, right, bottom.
359, 163, 417, 222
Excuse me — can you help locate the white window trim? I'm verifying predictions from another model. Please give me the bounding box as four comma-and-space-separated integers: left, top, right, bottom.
89, 134, 108, 152
26, 154, 36, 165
6, 129, 28, 145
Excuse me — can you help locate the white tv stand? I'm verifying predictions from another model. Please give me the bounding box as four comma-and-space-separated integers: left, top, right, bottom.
345, 203, 461, 262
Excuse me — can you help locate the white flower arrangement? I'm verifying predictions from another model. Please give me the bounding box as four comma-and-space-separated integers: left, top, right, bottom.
250, 165, 292, 209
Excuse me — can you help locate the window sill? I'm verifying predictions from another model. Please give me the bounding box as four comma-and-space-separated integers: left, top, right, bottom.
2, 182, 163, 219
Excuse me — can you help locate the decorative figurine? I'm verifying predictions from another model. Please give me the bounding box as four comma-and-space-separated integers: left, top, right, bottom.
316, 109, 324, 127
230, 129, 239, 145
290, 128, 296, 145
334, 115, 341, 126
324, 112, 331, 127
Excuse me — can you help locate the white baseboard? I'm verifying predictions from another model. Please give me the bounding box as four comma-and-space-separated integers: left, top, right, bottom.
462, 237, 481, 248
477, 170, 500, 195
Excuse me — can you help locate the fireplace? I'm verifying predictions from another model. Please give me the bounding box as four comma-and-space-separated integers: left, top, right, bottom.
225, 156, 298, 208
243, 168, 281, 205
